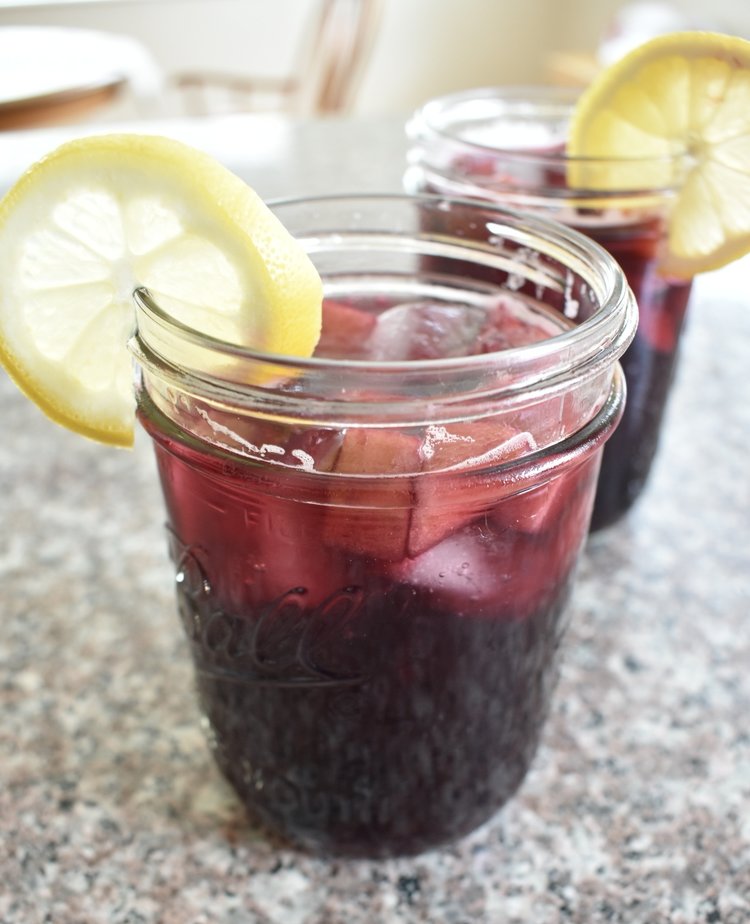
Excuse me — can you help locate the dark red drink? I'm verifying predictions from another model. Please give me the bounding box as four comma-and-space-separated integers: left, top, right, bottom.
584, 217, 692, 528
133, 194, 635, 856
141, 388, 606, 856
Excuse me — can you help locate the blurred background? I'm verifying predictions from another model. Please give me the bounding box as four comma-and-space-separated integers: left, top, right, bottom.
1, 0, 749, 133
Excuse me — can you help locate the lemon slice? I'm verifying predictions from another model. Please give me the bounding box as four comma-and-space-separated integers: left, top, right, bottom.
0, 134, 322, 446
568, 31, 750, 278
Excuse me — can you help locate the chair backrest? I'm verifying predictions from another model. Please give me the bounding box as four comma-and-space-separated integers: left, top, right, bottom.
298, 0, 382, 114
174, 0, 381, 117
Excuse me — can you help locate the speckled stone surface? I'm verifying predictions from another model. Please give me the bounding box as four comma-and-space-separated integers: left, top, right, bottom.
1, 116, 749, 924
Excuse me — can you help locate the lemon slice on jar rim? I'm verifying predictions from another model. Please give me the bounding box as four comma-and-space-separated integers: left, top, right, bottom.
567, 31, 750, 279
0, 133, 323, 447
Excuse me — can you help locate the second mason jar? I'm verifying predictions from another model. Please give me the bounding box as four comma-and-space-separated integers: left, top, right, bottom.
406, 87, 693, 530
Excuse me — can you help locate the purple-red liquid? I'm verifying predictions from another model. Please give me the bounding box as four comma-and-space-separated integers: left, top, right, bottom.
140, 295, 612, 857
584, 217, 691, 529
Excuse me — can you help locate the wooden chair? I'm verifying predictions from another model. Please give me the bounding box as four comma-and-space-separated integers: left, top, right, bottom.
174, 0, 381, 117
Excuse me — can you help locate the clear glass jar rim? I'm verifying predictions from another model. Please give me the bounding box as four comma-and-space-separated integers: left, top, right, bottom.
408, 85, 689, 169
132, 191, 635, 382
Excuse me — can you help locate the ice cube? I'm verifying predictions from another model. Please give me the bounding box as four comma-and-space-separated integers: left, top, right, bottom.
410, 420, 536, 556
366, 301, 488, 360
388, 524, 547, 619
321, 427, 421, 561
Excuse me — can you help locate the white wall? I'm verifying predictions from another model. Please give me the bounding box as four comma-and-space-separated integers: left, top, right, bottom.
0, 0, 314, 78
355, 0, 562, 116
552, 0, 750, 58
3, 0, 749, 118
0, 0, 566, 117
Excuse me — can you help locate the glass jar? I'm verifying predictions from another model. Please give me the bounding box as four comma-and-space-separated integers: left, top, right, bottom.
406, 87, 693, 530
131, 193, 636, 857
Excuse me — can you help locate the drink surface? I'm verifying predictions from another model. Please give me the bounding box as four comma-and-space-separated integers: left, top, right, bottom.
140, 293, 608, 856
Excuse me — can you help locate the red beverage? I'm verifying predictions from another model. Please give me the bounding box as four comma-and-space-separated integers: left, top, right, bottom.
406, 88, 693, 529
134, 195, 635, 856
584, 216, 691, 528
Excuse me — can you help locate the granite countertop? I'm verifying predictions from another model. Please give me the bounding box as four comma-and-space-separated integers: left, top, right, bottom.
1, 116, 749, 924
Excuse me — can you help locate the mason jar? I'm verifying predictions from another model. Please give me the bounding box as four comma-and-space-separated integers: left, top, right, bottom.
406, 87, 692, 530
131, 193, 636, 857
